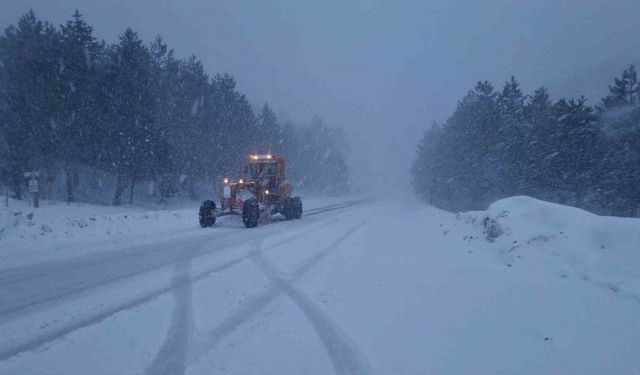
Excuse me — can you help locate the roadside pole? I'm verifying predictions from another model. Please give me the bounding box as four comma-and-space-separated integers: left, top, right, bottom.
24, 171, 40, 208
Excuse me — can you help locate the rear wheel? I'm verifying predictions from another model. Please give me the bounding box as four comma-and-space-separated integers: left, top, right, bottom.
284, 197, 302, 220
283, 198, 296, 220
292, 197, 303, 219
242, 198, 260, 228
199, 200, 217, 228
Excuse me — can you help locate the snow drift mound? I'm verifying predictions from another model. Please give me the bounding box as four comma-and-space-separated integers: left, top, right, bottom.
0, 199, 192, 244
0, 199, 201, 269
458, 196, 640, 298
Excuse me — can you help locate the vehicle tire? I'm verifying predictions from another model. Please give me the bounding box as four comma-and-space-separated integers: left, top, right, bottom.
242, 198, 260, 228
283, 198, 296, 220
199, 200, 217, 228
292, 197, 303, 219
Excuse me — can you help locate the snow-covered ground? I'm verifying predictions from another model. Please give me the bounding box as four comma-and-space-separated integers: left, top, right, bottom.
0, 195, 347, 269
0, 196, 638, 374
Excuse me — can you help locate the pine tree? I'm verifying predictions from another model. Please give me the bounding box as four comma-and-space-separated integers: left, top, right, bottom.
496, 76, 527, 194
294, 115, 348, 195
444, 81, 503, 208
257, 103, 280, 152
525, 87, 557, 195
279, 120, 301, 183
0, 10, 63, 198
58, 10, 102, 202
596, 65, 640, 215
148, 35, 182, 198
552, 97, 602, 204
178, 55, 209, 198
602, 65, 638, 109
103, 28, 156, 205
411, 123, 445, 204
208, 74, 256, 180
0, 55, 21, 197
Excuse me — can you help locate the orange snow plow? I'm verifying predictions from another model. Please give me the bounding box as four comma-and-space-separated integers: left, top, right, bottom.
199, 154, 302, 228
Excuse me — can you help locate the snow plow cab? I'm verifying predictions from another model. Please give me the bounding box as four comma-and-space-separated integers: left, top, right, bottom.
199, 154, 303, 228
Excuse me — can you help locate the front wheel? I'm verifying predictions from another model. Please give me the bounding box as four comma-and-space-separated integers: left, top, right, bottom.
242, 198, 260, 228
199, 200, 217, 228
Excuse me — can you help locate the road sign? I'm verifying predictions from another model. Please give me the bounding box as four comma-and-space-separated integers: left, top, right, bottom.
29, 179, 39, 193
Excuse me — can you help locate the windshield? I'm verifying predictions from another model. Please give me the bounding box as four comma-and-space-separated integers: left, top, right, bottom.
249, 161, 277, 178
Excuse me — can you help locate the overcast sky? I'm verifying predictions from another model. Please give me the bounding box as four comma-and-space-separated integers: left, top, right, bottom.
2, 0, 640, 183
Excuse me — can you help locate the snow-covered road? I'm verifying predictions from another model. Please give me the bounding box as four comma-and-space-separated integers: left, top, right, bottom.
1, 198, 639, 374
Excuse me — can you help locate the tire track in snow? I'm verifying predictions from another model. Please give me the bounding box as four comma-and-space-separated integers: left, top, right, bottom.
252, 251, 376, 375
0, 199, 367, 287
187, 212, 375, 372
303, 199, 370, 217
0, 201, 368, 321
0, 232, 244, 320
0, 252, 244, 362
145, 248, 197, 375
0, 202, 365, 361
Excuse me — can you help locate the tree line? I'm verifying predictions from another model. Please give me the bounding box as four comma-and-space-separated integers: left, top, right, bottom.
0, 10, 349, 205
411, 66, 640, 216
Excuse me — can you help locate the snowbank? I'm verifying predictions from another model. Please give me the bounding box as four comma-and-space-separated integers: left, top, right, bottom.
0, 199, 201, 268
458, 196, 640, 299
0, 199, 187, 242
